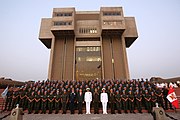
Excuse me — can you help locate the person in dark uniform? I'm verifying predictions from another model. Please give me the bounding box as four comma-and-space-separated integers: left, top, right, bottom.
69, 88, 76, 114
144, 90, 151, 113
128, 91, 135, 113
41, 91, 47, 114
115, 90, 122, 114
122, 90, 128, 113
20, 87, 27, 110
155, 87, 164, 109
109, 89, 115, 114
28, 92, 35, 114
4, 87, 13, 111
34, 91, 41, 114
48, 91, 54, 114
151, 92, 157, 108
61, 89, 69, 114
162, 86, 169, 110
135, 91, 142, 113
77, 89, 84, 114
54, 90, 61, 114
11, 90, 19, 110
93, 88, 100, 114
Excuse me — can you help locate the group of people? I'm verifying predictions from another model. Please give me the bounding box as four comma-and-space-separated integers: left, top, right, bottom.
3, 79, 174, 114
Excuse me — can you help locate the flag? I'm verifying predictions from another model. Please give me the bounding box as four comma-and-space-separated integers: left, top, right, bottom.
166, 88, 179, 108
1, 86, 8, 99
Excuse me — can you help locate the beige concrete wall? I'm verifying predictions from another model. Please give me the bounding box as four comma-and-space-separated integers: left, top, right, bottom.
121, 36, 130, 79
39, 18, 52, 39
124, 17, 138, 38
51, 37, 65, 80
63, 37, 74, 80
112, 36, 128, 80
102, 36, 114, 80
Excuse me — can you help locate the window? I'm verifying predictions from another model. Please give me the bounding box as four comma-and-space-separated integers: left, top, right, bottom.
103, 12, 121, 16
54, 21, 72, 26
76, 47, 100, 52
56, 13, 72, 17
103, 21, 122, 26
79, 27, 97, 34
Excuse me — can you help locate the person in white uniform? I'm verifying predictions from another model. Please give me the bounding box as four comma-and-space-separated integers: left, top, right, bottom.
100, 88, 108, 114
84, 88, 92, 114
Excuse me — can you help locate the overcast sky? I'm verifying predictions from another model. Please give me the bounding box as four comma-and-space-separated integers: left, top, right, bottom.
0, 0, 180, 81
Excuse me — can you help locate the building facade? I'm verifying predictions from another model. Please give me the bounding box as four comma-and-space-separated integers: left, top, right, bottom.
39, 7, 138, 81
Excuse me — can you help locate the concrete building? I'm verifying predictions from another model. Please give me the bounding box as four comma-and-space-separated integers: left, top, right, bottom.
39, 7, 138, 81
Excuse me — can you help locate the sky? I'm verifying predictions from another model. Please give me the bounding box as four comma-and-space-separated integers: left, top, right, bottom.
0, 0, 180, 81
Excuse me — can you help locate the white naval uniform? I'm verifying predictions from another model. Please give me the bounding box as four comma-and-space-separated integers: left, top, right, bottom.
84, 91, 92, 114
100, 92, 108, 114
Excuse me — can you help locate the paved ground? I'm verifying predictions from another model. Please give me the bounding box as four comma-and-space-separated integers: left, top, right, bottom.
0, 112, 180, 120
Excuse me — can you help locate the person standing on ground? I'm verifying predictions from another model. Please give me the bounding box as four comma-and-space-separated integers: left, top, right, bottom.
48, 91, 54, 114
128, 91, 135, 113
69, 88, 76, 114
122, 90, 128, 114
84, 88, 92, 114
34, 90, 41, 114
115, 90, 122, 114
100, 88, 108, 114
109, 89, 115, 114
41, 91, 47, 114
61, 89, 69, 114
77, 89, 84, 114
93, 88, 100, 114
135, 91, 142, 113
54, 90, 61, 114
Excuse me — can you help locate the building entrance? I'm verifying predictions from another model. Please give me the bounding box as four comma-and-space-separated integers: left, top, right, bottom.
75, 46, 102, 81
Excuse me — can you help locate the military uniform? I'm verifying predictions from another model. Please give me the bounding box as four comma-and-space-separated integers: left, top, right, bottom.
54, 92, 61, 114
128, 91, 135, 113
77, 91, 84, 114
11, 91, 19, 110
4, 90, 13, 111
155, 88, 164, 109
69, 91, 76, 114
151, 92, 157, 108
48, 93, 54, 114
61, 91, 68, 114
41, 93, 47, 114
19, 90, 26, 110
122, 92, 128, 113
115, 92, 122, 114
93, 91, 99, 114
109, 92, 115, 114
135, 92, 142, 113
163, 87, 169, 110
144, 91, 151, 113
28, 93, 35, 114
34, 93, 41, 114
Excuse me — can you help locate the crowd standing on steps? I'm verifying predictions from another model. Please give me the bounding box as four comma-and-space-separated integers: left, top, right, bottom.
3, 78, 179, 114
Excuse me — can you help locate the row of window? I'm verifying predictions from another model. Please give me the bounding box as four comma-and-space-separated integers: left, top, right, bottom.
79, 28, 98, 34
76, 47, 101, 52
103, 12, 121, 16
55, 13, 72, 17
77, 56, 101, 62
54, 21, 72, 26
54, 12, 121, 17
79, 73, 100, 77
103, 21, 123, 26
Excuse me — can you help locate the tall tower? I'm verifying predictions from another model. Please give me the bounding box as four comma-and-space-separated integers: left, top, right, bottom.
39, 7, 138, 81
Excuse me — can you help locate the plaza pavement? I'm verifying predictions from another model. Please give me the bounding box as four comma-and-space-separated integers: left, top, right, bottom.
1, 112, 180, 120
